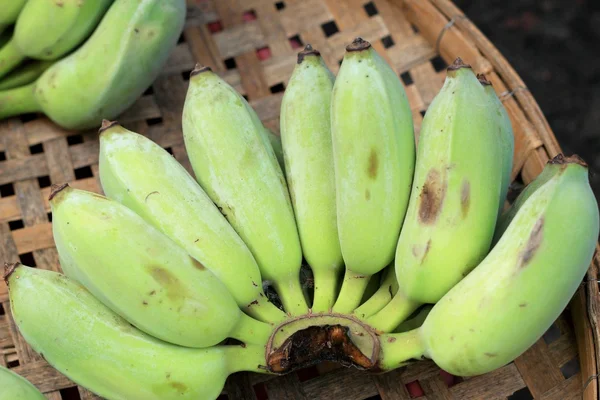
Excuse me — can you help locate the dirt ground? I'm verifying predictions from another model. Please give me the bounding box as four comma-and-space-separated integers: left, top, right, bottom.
455, 0, 600, 195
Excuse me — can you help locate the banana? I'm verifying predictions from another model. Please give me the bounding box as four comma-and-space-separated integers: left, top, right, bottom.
330, 37, 415, 313
4, 263, 270, 400
477, 74, 514, 216
0, 364, 45, 400
50, 184, 273, 348
182, 65, 308, 315
378, 156, 599, 375
353, 264, 398, 319
0, 0, 113, 79
0, 0, 185, 130
263, 127, 285, 172
0, 0, 27, 36
98, 121, 286, 324
0, 59, 52, 91
392, 58, 504, 305
280, 44, 343, 312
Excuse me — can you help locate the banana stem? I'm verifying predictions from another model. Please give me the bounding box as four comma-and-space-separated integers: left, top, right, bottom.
0, 39, 25, 79
354, 283, 395, 320
310, 268, 339, 313
223, 344, 270, 375
365, 292, 422, 332
229, 312, 273, 346
273, 277, 309, 316
245, 295, 287, 324
331, 269, 372, 314
378, 328, 427, 370
0, 83, 39, 119
0, 60, 53, 91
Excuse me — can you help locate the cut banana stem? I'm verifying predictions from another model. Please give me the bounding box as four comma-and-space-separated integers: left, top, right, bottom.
0, 40, 24, 79
50, 184, 272, 348
330, 37, 415, 311
353, 265, 399, 319
0, 364, 46, 400
98, 121, 286, 324
280, 45, 343, 313
477, 73, 515, 217
394, 58, 504, 305
183, 65, 307, 316
0, 59, 53, 91
4, 264, 270, 400
331, 270, 372, 314
379, 156, 599, 375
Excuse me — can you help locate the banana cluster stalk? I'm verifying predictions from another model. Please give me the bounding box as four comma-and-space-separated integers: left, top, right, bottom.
331, 38, 415, 313
182, 65, 308, 316
0, 0, 186, 129
0, 364, 46, 400
4, 264, 269, 400
379, 156, 598, 375
280, 45, 343, 312
50, 184, 273, 348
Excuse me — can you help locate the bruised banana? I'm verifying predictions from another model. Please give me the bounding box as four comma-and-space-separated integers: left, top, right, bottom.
0, 364, 45, 400
280, 45, 343, 312
378, 156, 599, 375
0, 0, 27, 36
98, 121, 286, 324
0, 0, 185, 129
5, 264, 270, 400
50, 184, 273, 348
0, 0, 112, 79
0, 60, 53, 91
478, 74, 515, 215
331, 38, 415, 314
182, 66, 307, 315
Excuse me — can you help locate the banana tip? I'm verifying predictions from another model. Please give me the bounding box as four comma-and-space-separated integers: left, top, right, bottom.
49, 183, 69, 201
190, 63, 212, 78
99, 119, 120, 134
447, 57, 472, 71
3, 262, 20, 284
548, 153, 588, 168
346, 37, 371, 52
297, 44, 321, 64
477, 73, 492, 86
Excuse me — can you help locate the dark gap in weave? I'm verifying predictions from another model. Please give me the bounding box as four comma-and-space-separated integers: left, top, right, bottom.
542, 322, 561, 345
288, 34, 303, 49
381, 35, 395, 49
253, 382, 268, 400
181, 70, 193, 81
420, 110, 426, 118
0, 151, 5, 161
275, 1, 286, 11
74, 166, 93, 180
0, 303, 4, 315
364, 395, 382, 400
404, 380, 424, 398
242, 94, 249, 102
8, 219, 23, 231
363, 1, 378, 17
216, 394, 229, 400
19, 252, 36, 268
508, 386, 533, 400
242, 9, 257, 22
59, 386, 81, 400
165, 147, 174, 155
47, 212, 53, 223
29, 143, 43, 155
410, 24, 419, 33
431, 55, 448, 72
269, 83, 285, 94
0, 183, 15, 197
146, 117, 163, 126
321, 21, 339, 37
401, 71, 413, 86
560, 357, 580, 379
224, 57, 237, 70
19, 113, 37, 123
66, 134, 84, 146
7, 359, 19, 368
143, 86, 155, 96
38, 175, 51, 189
177, 33, 186, 44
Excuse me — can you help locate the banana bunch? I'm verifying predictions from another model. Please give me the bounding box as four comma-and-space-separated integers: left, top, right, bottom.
3, 38, 598, 400
0, 364, 45, 400
0, 0, 185, 129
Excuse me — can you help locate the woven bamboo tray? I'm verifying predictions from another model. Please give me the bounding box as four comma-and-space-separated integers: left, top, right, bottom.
0, 0, 598, 399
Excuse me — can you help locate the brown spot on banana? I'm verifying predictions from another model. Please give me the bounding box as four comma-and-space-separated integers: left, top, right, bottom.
169, 382, 188, 392
484, 353, 497, 357
148, 267, 184, 301
461, 180, 470, 218
367, 148, 379, 179
365, 189, 371, 200
418, 169, 446, 223
519, 218, 544, 268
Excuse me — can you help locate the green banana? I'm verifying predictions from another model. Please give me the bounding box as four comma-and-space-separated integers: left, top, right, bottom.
0, 364, 45, 400
0, 59, 52, 91
182, 65, 308, 315
98, 121, 286, 324
5, 264, 269, 400
0, 0, 26, 36
378, 156, 599, 375
353, 264, 398, 319
0, 0, 113, 79
280, 44, 342, 312
478, 74, 515, 216
330, 37, 415, 314
0, 0, 185, 130
264, 127, 285, 172
393, 58, 504, 304
50, 184, 273, 348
